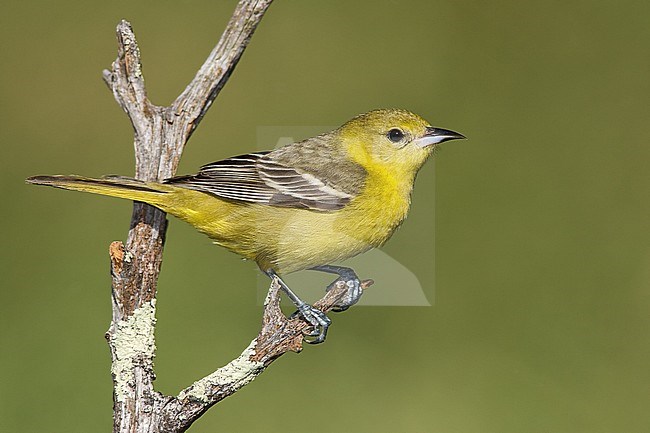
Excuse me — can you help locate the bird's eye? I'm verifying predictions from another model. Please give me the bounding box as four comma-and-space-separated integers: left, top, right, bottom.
387, 128, 405, 143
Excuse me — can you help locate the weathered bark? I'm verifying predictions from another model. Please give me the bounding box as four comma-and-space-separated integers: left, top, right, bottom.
100, 2, 371, 432
103, 1, 274, 431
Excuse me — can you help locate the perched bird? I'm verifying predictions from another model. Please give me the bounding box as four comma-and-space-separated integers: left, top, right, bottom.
27, 109, 464, 343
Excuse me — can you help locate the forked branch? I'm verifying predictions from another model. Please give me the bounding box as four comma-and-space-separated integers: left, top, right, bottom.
99, 1, 367, 433
103, 2, 275, 432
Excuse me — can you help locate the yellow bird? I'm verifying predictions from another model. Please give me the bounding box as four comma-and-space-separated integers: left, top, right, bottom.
27, 109, 464, 343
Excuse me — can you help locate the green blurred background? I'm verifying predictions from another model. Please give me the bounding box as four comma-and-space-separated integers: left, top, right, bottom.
2, 0, 649, 432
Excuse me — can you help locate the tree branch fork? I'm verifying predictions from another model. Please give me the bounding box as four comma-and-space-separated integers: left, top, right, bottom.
100, 2, 371, 432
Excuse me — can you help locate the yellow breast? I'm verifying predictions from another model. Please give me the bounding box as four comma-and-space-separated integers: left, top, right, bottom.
165, 163, 414, 274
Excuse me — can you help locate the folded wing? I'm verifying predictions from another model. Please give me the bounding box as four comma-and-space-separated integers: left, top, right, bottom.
165, 152, 355, 211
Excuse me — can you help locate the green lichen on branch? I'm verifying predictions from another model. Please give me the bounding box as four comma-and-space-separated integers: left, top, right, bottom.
109, 300, 157, 403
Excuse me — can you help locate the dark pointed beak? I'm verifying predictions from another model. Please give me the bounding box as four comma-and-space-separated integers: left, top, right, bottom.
415, 126, 466, 147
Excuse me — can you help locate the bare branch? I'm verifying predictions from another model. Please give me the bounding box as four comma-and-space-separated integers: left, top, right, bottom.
173, 0, 275, 138
92, 1, 373, 432
101, 1, 275, 432
102, 20, 151, 138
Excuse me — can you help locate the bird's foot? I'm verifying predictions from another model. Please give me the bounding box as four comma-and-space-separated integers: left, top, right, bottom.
324, 269, 363, 312
293, 303, 331, 344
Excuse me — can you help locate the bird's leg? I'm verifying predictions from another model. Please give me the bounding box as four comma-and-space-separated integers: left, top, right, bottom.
265, 269, 331, 344
310, 265, 363, 312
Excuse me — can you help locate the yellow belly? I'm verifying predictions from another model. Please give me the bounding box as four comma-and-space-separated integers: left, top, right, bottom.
165, 180, 411, 274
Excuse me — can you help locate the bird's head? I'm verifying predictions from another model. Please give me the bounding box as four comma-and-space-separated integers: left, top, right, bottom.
337, 108, 465, 177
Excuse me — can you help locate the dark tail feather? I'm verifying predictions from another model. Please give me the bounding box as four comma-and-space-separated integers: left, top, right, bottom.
26, 174, 172, 205
27, 175, 166, 193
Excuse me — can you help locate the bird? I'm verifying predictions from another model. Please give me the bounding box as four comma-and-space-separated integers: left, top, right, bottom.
27, 108, 465, 343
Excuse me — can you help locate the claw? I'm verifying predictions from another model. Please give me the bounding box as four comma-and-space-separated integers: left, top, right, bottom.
312, 265, 364, 312
304, 327, 321, 337
296, 303, 331, 344
332, 276, 363, 312
266, 269, 335, 344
